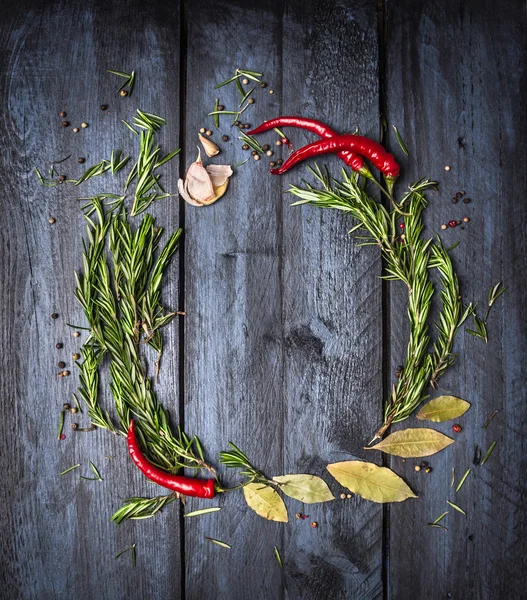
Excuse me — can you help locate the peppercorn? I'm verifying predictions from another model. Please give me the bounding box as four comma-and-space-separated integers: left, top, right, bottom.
61, 121, 69, 127
340, 493, 346, 499
242, 144, 249, 151
448, 220, 457, 227
260, 82, 267, 88
72, 353, 80, 360
444, 165, 451, 171
277, 159, 283, 166
60, 111, 67, 118
420, 461, 428, 468
269, 89, 274, 94
452, 423, 462, 432
71, 423, 78, 431
282, 138, 289, 145
120, 90, 128, 97
78, 157, 85, 164
218, 105, 225, 111
244, 124, 251, 129
461, 226, 465, 230
262, 144, 270, 151
266, 150, 273, 157
206, 130, 212, 136
51, 313, 59, 319
70, 407, 78, 414
58, 361, 66, 368
463, 217, 469, 223
248, 98, 255, 104
222, 135, 229, 142
276, 140, 282, 146
396, 364, 403, 372
73, 127, 79, 133
425, 467, 432, 474
242, 78, 249, 85
73, 331, 80, 338
251, 151, 257, 156
100, 104, 108, 111
63, 370, 70, 377
414, 465, 421, 472
311, 522, 318, 528
295, 513, 301, 520
199, 127, 205, 133
63, 403, 71, 411
56, 342, 63, 349
346, 494, 352, 499
441, 224, 447, 230
452, 197, 458, 204
233, 120, 240, 126
456, 192, 463, 199
463, 197, 471, 204
254, 154, 260, 161
58, 371, 64, 378
58, 175, 66, 183
81, 122, 88, 129
399, 223, 405, 229
49, 217, 56, 224
269, 161, 276, 167
460, 190, 466, 195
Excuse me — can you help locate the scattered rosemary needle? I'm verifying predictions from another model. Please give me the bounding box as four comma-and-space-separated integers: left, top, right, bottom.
115, 543, 136, 567
481, 441, 497, 465
428, 523, 448, 531
432, 511, 448, 525
392, 125, 409, 156
446, 500, 466, 516
60, 464, 80, 476
451, 467, 455, 488
184, 507, 222, 518
455, 468, 472, 492
57, 410, 65, 440
80, 461, 103, 481
205, 537, 231, 549
483, 410, 499, 429
274, 546, 283, 568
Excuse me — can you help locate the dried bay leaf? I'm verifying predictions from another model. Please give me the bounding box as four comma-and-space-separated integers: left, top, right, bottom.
416, 396, 471, 422
365, 428, 454, 458
326, 461, 417, 503
243, 483, 288, 522
272, 474, 335, 504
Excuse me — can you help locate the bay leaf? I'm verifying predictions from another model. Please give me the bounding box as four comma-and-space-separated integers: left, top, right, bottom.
326, 461, 417, 503
365, 428, 454, 458
416, 396, 471, 422
243, 483, 288, 522
272, 474, 335, 504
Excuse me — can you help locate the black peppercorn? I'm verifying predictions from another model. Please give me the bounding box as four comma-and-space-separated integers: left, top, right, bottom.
270, 161, 276, 167
222, 135, 229, 142
463, 197, 471, 204
63, 403, 71, 410
61, 121, 69, 127
452, 197, 458, 204
277, 159, 283, 165
58, 175, 66, 183
456, 192, 463, 198
242, 144, 249, 151
218, 105, 225, 111
260, 82, 267, 88
71, 423, 78, 431
251, 151, 258, 156
51, 313, 59, 319
262, 144, 270, 151
56, 342, 63, 349
60, 111, 67, 118
100, 104, 108, 111
58, 361, 66, 368
78, 157, 85, 164
420, 461, 428, 468
234, 120, 240, 126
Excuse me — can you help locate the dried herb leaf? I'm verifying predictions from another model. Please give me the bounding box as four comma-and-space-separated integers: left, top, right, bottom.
446, 500, 466, 515
243, 483, 288, 522
326, 461, 417, 503
455, 468, 472, 492
416, 396, 471, 422
184, 507, 221, 518
481, 441, 497, 465
365, 428, 454, 458
272, 474, 335, 504
274, 546, 283, 568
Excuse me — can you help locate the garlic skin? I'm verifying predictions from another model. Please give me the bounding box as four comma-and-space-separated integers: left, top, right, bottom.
198, 133, 220, 157
178, 152, 232, 207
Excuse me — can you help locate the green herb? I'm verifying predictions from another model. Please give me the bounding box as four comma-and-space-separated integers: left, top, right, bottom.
80, 461, 103, 481
57, 410, 65, 440
111, 495, 177, 524
214, 68, 262, 90
432, 511, 448, 525
481, 441, 497, 465
184, 507, 222, 518
428, 523, 448, 531
35, 167, 58, 187
219, 442, 272, 487
205, 537, 231, 549
274, 546, 283, 568
238, 131, 265, 154
115, 543, 136, 567
486, 281, 506, 321
483, 410, 499, 429
75, 160, 111, 186
446, 500, 466, 515
465, 309, 488, 343
213, 98, 220, 128
235, 158, 249, 168
60, 464, 80, 476
451, 467, 455, 487
108, 69, 135, 97
455, 468, 472, 492
392, 126, 409, 156
239, 87, 254, 107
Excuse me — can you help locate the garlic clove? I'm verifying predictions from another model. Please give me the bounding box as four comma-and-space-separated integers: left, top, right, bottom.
198, 133, 220, 157
205, 164, 233, 187
187, 157, 215, 202
178, 178, 203, 206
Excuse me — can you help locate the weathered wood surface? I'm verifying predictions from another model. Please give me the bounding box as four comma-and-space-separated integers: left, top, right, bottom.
0, 1, 525, 599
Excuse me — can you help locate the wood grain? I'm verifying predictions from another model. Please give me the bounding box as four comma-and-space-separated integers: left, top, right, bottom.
384, 0, 527, 598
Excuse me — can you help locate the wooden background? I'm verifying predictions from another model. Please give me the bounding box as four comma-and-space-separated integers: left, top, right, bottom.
0, 0, 525, 598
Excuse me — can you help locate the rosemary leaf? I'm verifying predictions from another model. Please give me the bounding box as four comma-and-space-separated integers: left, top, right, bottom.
184, 507, 222, 518
446, 500, 466, 515
205, 537, 231, 549
57, 410, 65, 440
481, 441, 497, 465
392, 125, 409, 156
455, 468, 472, 492
60, 464, 80, 476
213, 98, 220, 128
432, 511, 448, 524
274, 546, 283, 568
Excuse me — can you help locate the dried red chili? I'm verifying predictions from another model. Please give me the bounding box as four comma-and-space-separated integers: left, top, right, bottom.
127, 420, 216, 498
247, 117, 372, 177
270, 135, 400, 181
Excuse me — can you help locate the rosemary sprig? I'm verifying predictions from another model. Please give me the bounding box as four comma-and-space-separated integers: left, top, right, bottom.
238, 131, 265, 154
219, 442, 273, 487
108, 69, 136, 97
111, 495, 177, 524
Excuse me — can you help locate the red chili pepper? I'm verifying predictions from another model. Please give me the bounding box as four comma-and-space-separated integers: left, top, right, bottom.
247, 117, 371, 176
127, 420, 216, 499
270, 135, 400, 179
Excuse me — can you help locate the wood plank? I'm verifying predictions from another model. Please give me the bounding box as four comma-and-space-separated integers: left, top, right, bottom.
183, 1, 383, 599
0, 1, 184, 598
384, 0, 527, 597
280, 2, 384, 599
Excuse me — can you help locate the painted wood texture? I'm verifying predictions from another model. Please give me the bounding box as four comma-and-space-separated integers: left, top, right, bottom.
0, 1, 525, 599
